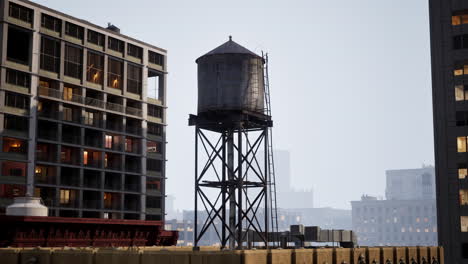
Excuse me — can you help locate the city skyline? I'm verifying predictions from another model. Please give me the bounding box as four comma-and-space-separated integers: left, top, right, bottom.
30, 0, 434, 211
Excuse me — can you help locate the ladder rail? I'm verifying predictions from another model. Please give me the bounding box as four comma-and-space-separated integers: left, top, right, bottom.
262, 52, 279, 246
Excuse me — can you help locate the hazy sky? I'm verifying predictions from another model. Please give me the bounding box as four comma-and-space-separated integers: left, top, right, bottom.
33, 0, 433, 210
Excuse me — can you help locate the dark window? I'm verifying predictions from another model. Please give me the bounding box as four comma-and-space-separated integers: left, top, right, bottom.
6, 69, 30, 88
147, 141, 161, 154
148, 51, 164, 66
148, 105, 162, 118
147, 159, 162, 172
454, 34, 468, 50
4, 114, 28, 132
107, 58, 123, 89
2, 161, 26, 177
127, 43, 142, 58
41, 14, 61, 32
5, 92, 29, 110
7, 27, 30, 65
108, 37, 124, 53
87, 51, 104, 84
146, 178, 161, 191
64, 44, 83, 79
146, 214, 161, 221
127, 63, 142, 94
87, 30, 104, 46
65, 22, 83, 40
146, 196, 161, 208
40, 36, 60, 73
147, 122, 162, 136
457, 111, 468, 126
463, 243, 468, 258
9, 3, 33, 23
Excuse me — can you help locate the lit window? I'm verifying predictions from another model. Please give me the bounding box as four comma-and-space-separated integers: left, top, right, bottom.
63, 87, 73, 101
84, 111, 95, 125
460, 189, 468, 205
453, 15, 462, 26
425, 228, 429, 233
83, 151, 88, 165
456, 85, 465, 101
455, 68, 464, 76
460, 168, 468, 179
416, 228, 420, 233
401, 227, 405, 233
125, 138, 133, 152
458, 136, 467, 152
105, 135, 113, 149
462, 216, 468, 232
416, 217, 420, 223
60, 189, 70, 204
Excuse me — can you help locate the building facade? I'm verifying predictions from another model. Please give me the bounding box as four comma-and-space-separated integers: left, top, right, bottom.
351, 167, 437, 247
429, 0, 468, 262
0, 0, 167, 221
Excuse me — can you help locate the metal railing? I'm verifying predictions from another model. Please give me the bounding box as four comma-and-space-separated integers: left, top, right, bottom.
85, 97, 105, 108
106, 101, 124, 113
38, 86, 61, 99
126, 106, 142, 117
63, 93, 83, 104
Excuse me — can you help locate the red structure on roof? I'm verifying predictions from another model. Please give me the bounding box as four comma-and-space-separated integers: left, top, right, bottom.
0, 215, 178, 247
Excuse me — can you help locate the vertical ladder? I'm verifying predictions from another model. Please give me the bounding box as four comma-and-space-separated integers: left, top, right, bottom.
262, 52, 279, 246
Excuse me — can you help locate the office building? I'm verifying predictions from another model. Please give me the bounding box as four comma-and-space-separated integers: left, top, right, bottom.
0, 0, 167, 220
428, 1, 468, 261
351, 167, 437, 246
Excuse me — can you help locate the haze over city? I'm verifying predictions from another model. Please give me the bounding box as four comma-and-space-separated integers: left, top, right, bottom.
32, 0, 434, 210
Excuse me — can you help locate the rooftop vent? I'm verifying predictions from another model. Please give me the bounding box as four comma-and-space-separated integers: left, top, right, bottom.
107, 23, 120, 34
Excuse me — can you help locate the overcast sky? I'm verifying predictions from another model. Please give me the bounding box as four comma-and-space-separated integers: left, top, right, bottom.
33, 0, 433, 210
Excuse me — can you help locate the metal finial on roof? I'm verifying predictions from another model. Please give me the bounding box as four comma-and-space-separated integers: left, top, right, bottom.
229, 35, 232, 41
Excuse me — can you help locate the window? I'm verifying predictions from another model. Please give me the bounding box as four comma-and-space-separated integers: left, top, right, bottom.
64, 45, 83, 79
108, 37, 124, 53
460, 165, 468, 179
452, 12, 468, 26
146, 178, 161, 191
3, 137, 27, 154
6, 69, 30, 88
147, 159, 162, 172
127, 64, 142, 94
7, 27, 30, 65
456, 85, 467, 101
9, 3, 32, 23
148, 105, 162, 118
2, 161, 26, 177
148, 123, 162, 136
5, 92, 29, 110
461, 190, 468, 205
125, 138, 133, 152
62, 106, 72, 121
146, 196, 161, 208
40, 36, 60, 73
147, 141, 161, 153
63, 87, 73, 101
59, 189, 76, 205
0, 184, 26, 198
105, 135, 113, 149
458, 136, 468, 152
148, 51, 164, 66
4, 114, 28, 132
41, 14, 61, 32
462, 216, 468, 232
127, 43, 142, 58
107, 58, 123, 89
87, 52, 104, 84
84, 111, 95, 126
457, 111, 468, 126
65, 22, 83, 39
87, 30, 104, 46
454, 35, 468, 50
454, 63, 468, 76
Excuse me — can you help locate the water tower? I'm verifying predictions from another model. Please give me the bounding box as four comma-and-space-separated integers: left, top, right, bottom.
189, 37, 278, 249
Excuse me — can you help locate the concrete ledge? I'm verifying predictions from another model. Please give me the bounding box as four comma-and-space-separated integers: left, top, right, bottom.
0, 246, 444, 264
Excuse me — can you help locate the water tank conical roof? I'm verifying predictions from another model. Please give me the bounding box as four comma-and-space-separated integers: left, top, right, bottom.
196, 36, 262, 62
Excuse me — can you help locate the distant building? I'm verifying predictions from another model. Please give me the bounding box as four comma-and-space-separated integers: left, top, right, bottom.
351, 167, 437, 246
272, 150, 313, 209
